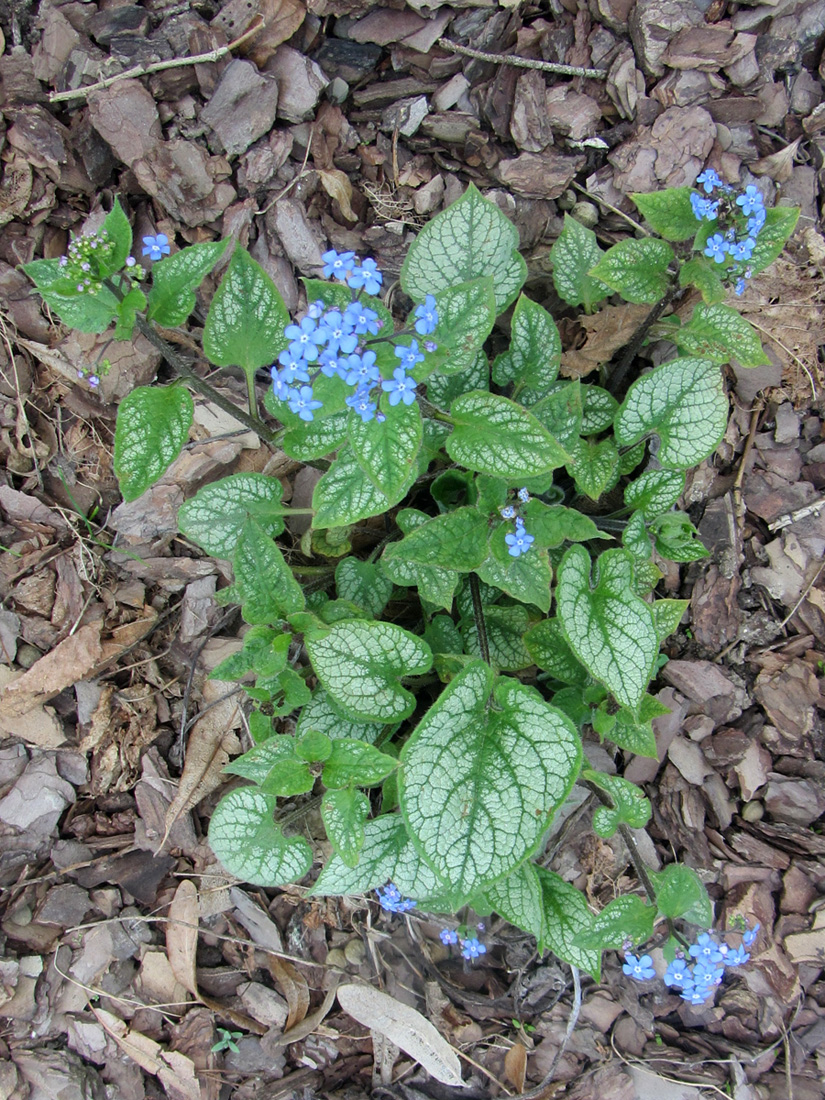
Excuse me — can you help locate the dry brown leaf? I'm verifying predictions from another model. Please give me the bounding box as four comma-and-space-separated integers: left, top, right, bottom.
167, 880, 199, 998
504, 1041, 527, 1091
267, 955, 310, 1031
0, 622, 101, 719
267, 981, 339, 1050
161, 679, 242, 849
92, 1008, 201, 1100
337, 983, 464, 1086
750, 139, 801, 182
560, 303, 650, 378
317, 168, 357, 222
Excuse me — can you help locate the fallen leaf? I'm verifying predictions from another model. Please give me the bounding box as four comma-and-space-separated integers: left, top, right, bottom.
337, 983, 464, 1087
560, 303, 650, 378
92, 1008, 202, 1100
749, 138, 801, 182
317, 168, 357, 222
267, 955, 310, 1031
505, 1041, 527, 1091
167, 880, 199, 998
0, 622, 101, 719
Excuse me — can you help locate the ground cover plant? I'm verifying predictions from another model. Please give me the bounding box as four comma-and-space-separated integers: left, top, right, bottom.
24, 177, 798, 1009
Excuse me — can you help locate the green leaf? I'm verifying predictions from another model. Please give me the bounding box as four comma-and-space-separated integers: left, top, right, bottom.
536, 868, 601, 979
614, 357, 727, 469
524, 618, 589, 685
234, 518, 305, 624
112, 285, 146, 341
623, 510, 652, 561
549, 214, 610, 310
203, 247, 289, 373
493, 294, 561, 397
335, 559, 393, 619
224, 735, 296, 783
211, 628, 290, 682
651, 512, 710, 563
383, 507, 488, 573
649, 863, 712, 926
652, 599, 689, 642
477, 538, 553, 613
313, 445, 414, 529
147, 239, 232, 326
673, 303, 769, 367
401, 183, 526, 313
611, 694, 668, 757
100, 199, 133, 273
486, 862, 547, 950
566, 437, 619, 501
624, 469, 685, 521
631, 188, 699, 241
447, 391, 569, 479
401, 662, 582, 899
679, 257, 726, 304
178, 473, 285, 557
556, 546, 659, 710
307, 621, 432, 722
426, 350, 489, 410
584, 768, 651, 836
574, 895, 656, 950
321, 789, 370, 868
747, 205, 799, 276
580, 386, 618, 435
424, 615, 464, 657
22, 258, 120, 333
531, 381, 583, 449
209, 787, 313, 887
461, 605, 533, 670
349, 397, 422, 498
589, 238, 675, 304
260, 757, 315, 797
114, 385, 193, 502
281, 411, 349, 462
416, 277, 497, 377
380, 554, 459, 613
296, 729, 332, 764
296, 690, 384, 745
322, 740, 398, 788
525, 502, 600, 549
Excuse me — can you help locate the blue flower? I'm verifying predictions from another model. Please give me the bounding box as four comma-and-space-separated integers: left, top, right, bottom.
690, 193, 719, 221
622, 953, 656, 981
319, 349, 346, 379
500, 505, 516, 520
689, 933, 724, 963
346, 387, 378, 423
424, 340, 438, 353
348, 257, 383, 296
728, 237, 755, 262
277, 349, 311, 384
681, 985, 712, 1005
383, 367, 417, 407
692, 959, 724, 987
460, 937, 487, 960
735, 277, 747, 296
517, 488, 530, 504
742, 922, 760, 947
344, 350, 380, 388
505, 518, 534, 558
376, 883, 416, 913
345, 303, 381, 335
287, 385, 323, 421
747, 208, 766, 235
414, 294, 439, 335
736, 185, 764, 217
440, 929, 459, 945
726, 945, 750, 966
142, 233, 170, 261
704, 234, 729, 264
322, 249, 355, 281
663, 958, 693, 988
395, 340, 425, 370
317, 310, 358, 355
696, 169, 722, 194
284, 317, 327, 363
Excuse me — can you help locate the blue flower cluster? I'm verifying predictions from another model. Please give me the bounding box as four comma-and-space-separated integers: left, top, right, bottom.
270, 251, 439, 425
500, 487, 535, 558
690, 170, 767, 296
439, 924, 488, 961
623, 921, 760, 1006
57, 229, 117, 294
376, 882, 417, 913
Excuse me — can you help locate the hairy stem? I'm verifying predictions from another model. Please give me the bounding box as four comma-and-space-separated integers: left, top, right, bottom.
606, 281, 681, 398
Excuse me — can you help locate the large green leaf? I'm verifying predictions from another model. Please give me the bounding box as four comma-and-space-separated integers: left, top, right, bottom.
477, 537, 553, 613
649, 863, 713, 926
486, 862, 547, 950
672, 303, 769, 367
549, 214, 610, 310
426, 350, 489, 410
416, 277, 497, 377
383, 507, 488, 573
178, 473, 285, 557
521, 501, 600, 548
379, 555, 459, 612
492, 294, 561, 397
556, 546, 659, 710
461, 605, 533, 671
679, 257, 726, 304
147, 239, 232, 326
203, 247, 289, 372
631, 188, 699, 241
447, 391, 569, 478
321, 789, 370, 868
536, 867, 601, 978
574, 894, 656, 951
589, 238, 675, 304
312, 445, 414, 529
524, 618, 589, 685
401, 183, 526, 312
295, 690, 384, 745
22, 256, 120, 333
209, 787, 313, 887
322, 740, 397, 789
335, 559, 393, 619
747, 205, 799, 276
531, 382, 583, 449
400, 662, 582, 900
307, 621, 432, 722
114, 385, 193, 502
614, 357, 728, 469
566, 437, 619, 501
624, 469, 685, 520
234, 518, 305, 624
349, 397, 422, 498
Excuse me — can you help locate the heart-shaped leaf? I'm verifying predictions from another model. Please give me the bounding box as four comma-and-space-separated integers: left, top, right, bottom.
209, 787, 313, 887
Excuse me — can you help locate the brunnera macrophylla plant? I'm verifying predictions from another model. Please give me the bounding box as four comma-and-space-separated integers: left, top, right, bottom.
24, 180, 797, 989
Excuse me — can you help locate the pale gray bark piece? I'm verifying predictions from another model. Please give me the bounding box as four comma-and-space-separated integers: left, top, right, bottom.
201, 59, 280, 158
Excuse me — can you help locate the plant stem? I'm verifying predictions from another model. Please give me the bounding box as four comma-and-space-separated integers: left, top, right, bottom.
606, 281, 681, 398
244, 368, 260, 422
468, 573, 490, 665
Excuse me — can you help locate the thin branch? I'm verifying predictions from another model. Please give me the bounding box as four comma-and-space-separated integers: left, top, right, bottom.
437, 37, 608, 79
606, 281, 682, 398
49, 18, 264, 104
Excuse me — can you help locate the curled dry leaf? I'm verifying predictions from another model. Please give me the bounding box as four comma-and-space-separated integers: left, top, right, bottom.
166, 879, 199, 998
92, 1007, 201, 1100
267, 954, 310, 1031
0, 622, 102, 719
504, 1041, 528, 1092
560, 302, 650, 378
318, 168, 358, 222
749, 139, 801, 182
337, 983, 465, 1087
